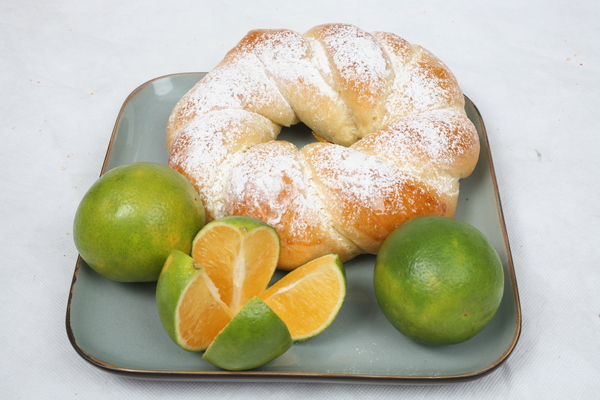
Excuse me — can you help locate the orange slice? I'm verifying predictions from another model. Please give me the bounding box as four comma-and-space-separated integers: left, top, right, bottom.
192, 216, 280, 313
156, 250, 234, 351
259, 253, 346, 341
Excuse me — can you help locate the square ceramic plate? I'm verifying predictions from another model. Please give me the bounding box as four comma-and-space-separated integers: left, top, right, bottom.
66, 73, 521, 384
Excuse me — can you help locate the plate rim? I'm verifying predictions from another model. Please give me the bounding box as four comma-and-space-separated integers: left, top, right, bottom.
66, 72, 522, 384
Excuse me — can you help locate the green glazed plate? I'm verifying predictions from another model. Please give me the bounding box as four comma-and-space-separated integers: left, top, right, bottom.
66, 73, 521, 383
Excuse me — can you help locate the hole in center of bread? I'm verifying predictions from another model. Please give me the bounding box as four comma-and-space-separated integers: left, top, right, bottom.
276, 122, 323, 149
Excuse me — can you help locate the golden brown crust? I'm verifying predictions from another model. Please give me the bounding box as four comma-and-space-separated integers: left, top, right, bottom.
166, 24, 480, 269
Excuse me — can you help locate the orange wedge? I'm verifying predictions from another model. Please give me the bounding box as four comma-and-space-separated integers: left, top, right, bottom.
156, 250, 234, 351
192, 216, 280, 313
259, 253, 346, 341
202, 297, 292, 371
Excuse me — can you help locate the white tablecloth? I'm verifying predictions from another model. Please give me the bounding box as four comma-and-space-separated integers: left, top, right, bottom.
2, 0, 599, 398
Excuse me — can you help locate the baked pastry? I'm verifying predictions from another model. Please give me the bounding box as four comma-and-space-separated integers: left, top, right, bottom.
166, 23, 480, 270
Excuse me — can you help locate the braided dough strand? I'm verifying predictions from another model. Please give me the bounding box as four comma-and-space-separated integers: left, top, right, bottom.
167, 23, 480, 270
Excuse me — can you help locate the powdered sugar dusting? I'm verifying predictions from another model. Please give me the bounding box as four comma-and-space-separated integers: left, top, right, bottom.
399, 110, 473, 164
169, 109, 278, 219
359, 110, 472, 168
307, 24, 391, 136
178, 52, 297, 128
306, 37, 335, 87
228, 142, 311, 228
383, 46, 463, 121
352, 109, 479, 193
319, 24, 390, 100
224, 140, 361, 267
308, 144, 409, 212
244, 30, 313, 84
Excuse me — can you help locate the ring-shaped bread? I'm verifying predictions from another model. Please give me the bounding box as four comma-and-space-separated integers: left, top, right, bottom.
166, 23, 480, 270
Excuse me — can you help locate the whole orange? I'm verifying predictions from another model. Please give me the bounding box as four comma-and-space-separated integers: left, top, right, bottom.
73, 162, 205, 282
373, 216, 504, 345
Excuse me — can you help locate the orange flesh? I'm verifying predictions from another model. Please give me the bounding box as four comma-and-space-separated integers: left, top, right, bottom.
234, 227, 280, 312
312, 132, 332, 143
178, 272, 233, 350
192, 225, 241, 308
259, 254, 343, 339
192, 224, 279, 313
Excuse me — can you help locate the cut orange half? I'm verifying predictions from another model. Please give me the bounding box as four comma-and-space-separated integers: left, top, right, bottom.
156, 250, 234, 351
192, 216, 280, 313
259, 253, 346, 341
156, 218, 347, 368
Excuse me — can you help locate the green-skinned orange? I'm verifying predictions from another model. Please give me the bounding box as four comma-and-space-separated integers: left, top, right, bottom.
73, 162, 205, 282
374, 216, 504, 345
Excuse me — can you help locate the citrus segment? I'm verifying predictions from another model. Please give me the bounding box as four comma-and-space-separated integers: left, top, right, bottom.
373, 216, 504, 345
191, 223, 241, 307
238, 227, 281, 310
73, 162, 205, 282
192, 216, 280, 313
259, 254, 346, 341
156, 250, 233, 351
202, 297, 292, 371
177, 271, 234, 350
